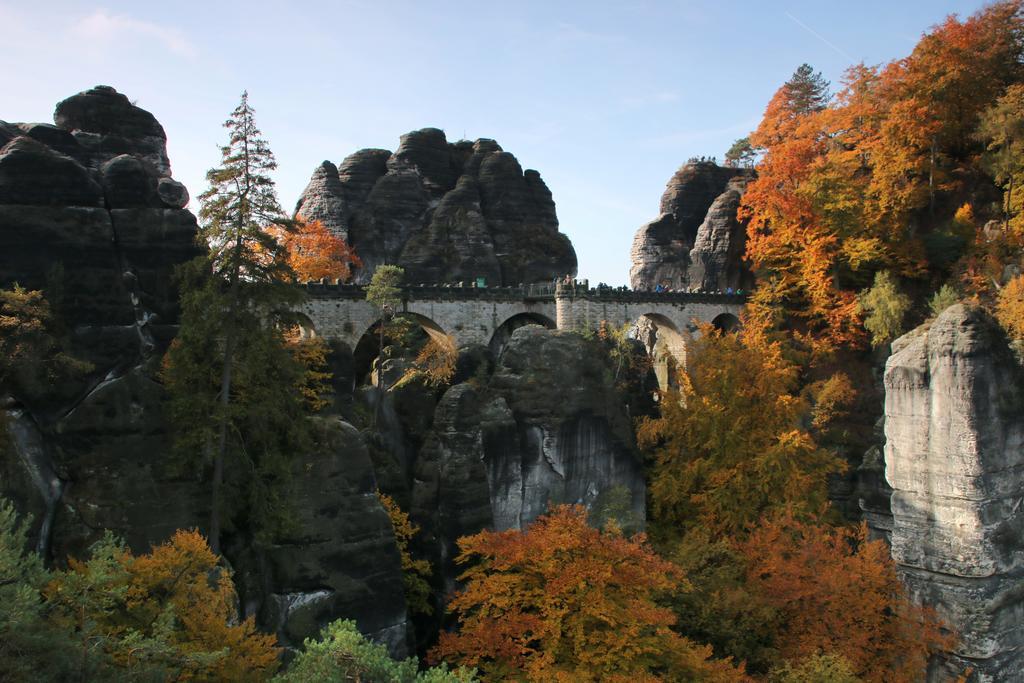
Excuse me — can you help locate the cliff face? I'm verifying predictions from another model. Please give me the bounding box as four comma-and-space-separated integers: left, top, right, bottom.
884, 305, 1024, 681
412, 328, 647, 596
630, 161, 753, 292
295, 129, 577, 285
0, 86, 201, 559
0, 87, 410, 656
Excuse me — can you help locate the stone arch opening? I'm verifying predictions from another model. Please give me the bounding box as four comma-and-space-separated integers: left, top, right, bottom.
631, 313, 691, 391
352, 313, 455, 387
489, 312, 556, 359
290, 312, 319, 340
711, 312, 741, 333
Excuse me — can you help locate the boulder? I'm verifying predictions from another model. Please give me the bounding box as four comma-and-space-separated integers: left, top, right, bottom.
0, 136, 103, 207
885, 305, 1024, 681
54, 85, 170, 174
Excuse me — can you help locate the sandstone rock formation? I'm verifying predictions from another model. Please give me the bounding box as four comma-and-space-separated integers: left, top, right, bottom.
885, 305, 1024, 681
251, 418, 409, 654
0, 87, 409, 656
630, 161, 753, 292
295, 129, 577, 285
412, 327, 646, 595
0, 86, 203, 561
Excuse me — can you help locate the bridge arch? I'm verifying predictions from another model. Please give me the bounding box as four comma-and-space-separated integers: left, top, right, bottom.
289, 312, 319, 340
632, 313, 692, 391
489, 312, 557, 359
352, 312, 455, 387
711, 312, 741, 333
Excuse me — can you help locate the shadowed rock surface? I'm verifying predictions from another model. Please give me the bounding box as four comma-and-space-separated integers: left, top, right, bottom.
885, 305, 1024, 681
295, 130, 577, 284
251, 418, 409, 656
630, 161, 753, 292
0, 87, 409, 656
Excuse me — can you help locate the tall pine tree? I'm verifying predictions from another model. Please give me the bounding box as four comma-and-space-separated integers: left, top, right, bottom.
164, 93, 310, 553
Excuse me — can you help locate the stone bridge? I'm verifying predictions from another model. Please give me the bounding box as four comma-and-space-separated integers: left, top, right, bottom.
297, 282, 745, 379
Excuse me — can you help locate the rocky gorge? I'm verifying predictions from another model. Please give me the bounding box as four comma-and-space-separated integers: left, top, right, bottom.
3, 85, 1024, 680
0, 87, 647, 658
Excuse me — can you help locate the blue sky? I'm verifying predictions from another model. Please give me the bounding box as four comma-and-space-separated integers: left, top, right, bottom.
2, 0, 995, 285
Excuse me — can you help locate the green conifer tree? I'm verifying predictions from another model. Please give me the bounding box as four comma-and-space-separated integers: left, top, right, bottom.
164, 92, 309, 552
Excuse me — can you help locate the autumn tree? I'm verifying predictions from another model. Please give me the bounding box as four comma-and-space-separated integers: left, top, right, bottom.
286, 330, 334, 413
978, 83, 1024, 232
45, 528, 279, 681
997, 275, 1024, 338
741, 3, 1024, 351
858, 271, 911, 347
724, 137, 756, 168
164, 92, 316, 553
378, 492, 433, 616
269, 217, 361, 283
929, 284, 961, 317
638, 328, 844, 540
432, 505, 745, 682
740, 514, 951, 682
0, 285, 89, 427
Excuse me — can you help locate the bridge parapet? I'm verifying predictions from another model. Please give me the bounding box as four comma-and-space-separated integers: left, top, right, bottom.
298, 281, 747, 306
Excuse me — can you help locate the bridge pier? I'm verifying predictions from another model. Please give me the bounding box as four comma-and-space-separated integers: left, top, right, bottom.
555, 282, 575, 331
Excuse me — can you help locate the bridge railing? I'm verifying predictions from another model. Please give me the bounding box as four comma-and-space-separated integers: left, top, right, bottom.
297, 281, 747, 304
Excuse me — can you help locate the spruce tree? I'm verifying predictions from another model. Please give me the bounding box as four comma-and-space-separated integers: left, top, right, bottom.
165, 92, 308, 553
783, 63, 830, 115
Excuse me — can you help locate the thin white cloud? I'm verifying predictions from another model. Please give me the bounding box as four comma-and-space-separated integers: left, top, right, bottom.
71, 9, 198, 59
784, 11, 853, 62
551, 22, 625, 44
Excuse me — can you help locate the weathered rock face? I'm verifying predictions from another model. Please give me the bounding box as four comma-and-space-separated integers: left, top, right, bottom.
630, 161, 753, 292
412, 327, 646, 595
251, 418, 410, 656
0, 87, 410, 656
295, 130, 577, 285
0, 87, 203, 561
884, 305, 1024, 681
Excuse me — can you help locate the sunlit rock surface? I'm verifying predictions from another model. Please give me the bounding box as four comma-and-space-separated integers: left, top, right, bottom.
630, 160, 753, 292
885, 304, 1024, 681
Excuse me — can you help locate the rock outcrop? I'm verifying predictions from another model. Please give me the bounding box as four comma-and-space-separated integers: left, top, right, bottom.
885, 305, 1024, 681
251, 418, 409, 655
630, 161, 753, 292
0, 87, 409, 655
295, 129, 577, 285
412, 327, 646, 595
0, 86, 203, 560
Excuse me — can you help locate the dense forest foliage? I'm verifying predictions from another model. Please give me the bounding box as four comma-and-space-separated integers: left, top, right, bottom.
4, 1, 1024, 681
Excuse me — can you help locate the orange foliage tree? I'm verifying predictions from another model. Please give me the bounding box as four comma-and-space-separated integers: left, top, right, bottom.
740, 514, 952, 682
431, 505, 745, 682
45, 529, 279, 681
997, 274, 1024, 338
741, 2, 1024, 352
269, 217, 361, 282
637, 327, 844, 540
